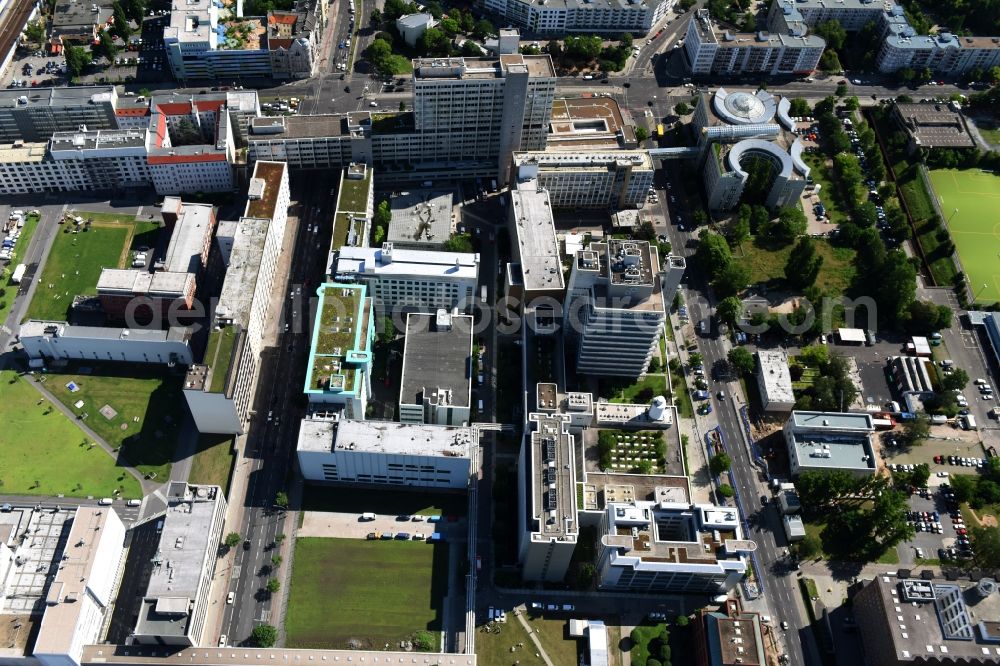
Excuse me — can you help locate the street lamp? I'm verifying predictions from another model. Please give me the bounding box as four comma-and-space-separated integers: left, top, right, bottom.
948, 207, 959, 226
973, 282, 989, 304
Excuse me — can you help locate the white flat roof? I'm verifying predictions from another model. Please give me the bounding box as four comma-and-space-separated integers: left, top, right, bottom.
838, 327, 866, 343
163, 202, 213, 274
509, 184, 563, 292
297, 417, 473, 457
335, 244, 478, 280
757, 349, 794, 406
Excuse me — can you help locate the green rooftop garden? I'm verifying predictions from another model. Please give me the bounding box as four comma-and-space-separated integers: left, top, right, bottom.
337, 168, 372, 214
307, 285, 370, 394
369, 112, 415, 135
205, 325, 238, 394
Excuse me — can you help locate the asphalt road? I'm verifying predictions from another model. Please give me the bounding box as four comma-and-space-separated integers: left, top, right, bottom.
651, 162, 816, 666
219, 180, 333, 645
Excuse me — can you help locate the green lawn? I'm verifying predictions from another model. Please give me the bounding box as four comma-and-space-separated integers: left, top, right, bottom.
928, 168, 1000, 304
979, 126, 1000, 145
476, 615, 546, 666
525, 617, 582, 665
42, 366, 184, 480
188, 434, 234, 496
205, 326, 238, 393
25, 213, 159, 321
0, 370, 143, 498
736, 237, 856, 295
602, 374, 668, 404
285, 538, 447, 649
0, 213, 40, 315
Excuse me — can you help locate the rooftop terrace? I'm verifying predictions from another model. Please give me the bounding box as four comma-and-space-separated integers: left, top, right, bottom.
244, 161, 286, 220
306, 284, 371, 394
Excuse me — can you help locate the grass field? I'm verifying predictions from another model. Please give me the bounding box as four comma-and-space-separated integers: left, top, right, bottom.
285, 538, 447, 649
736, 237, 856, 295
476, 616, 583, 666
25, 212, 159, 321
42, 365, 184, 480
928, 168, 1000, 304
0, 370, 143, 498
188, 434, 234, 496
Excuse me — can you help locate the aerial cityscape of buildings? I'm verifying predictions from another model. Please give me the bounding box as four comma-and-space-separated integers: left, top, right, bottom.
0, 0, 999, 663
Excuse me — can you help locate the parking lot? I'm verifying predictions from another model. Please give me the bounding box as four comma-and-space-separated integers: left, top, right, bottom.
298, 510, 463, 540
894, 475, 972, 565
3, 49, 65, 88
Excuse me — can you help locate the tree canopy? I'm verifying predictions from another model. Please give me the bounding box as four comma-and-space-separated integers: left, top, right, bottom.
785, 237, 823, 289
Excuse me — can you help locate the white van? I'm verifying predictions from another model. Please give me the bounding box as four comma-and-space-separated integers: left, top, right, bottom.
360, 512, 376, 521
126, 499, 142, 507
98, 498, 113, 505
477, 399, 484, 411
962, 414, 978, 430
930, 414, 948, 425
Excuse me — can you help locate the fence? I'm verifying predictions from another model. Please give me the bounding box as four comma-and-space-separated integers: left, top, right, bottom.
916, 163, 971, 300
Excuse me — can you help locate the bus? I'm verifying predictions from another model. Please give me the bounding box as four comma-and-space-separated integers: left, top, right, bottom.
656, 123, 665, 138
481, 284, 487, 303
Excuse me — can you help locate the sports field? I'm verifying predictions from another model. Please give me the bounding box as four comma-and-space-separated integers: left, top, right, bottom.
928, 168, 1000, 304
285, 538, 447, 650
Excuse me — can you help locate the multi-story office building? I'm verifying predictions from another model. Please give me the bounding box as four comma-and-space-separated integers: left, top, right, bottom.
301, 282, 375, 419
0, 91, 242, 196
267, 0, 328, 80
685, 9, 825, 76
95, 269, 197, 325
783, 410, 877, 476
564, 240, 671, 377
596, 501, 751, 593
296, 417, 473, 488
0, 86, 118, 143
19, 320, 194, 365
692, 600, 770, 666
412, 55, 556, 182
332, 162, 374, 250
756, 349, 794, 412
877, 32, 1000, 74
512, 150, 654, 209
332, 243, 480, 315
160, 197, 217, 274
854, 576, 1000, 665
398, 311, 473, 426
518, 412, 579, 582
32, 507, 127, 666
482, 0, 673, 34
766, 0, 1000, 75
694, 88, 809, 212
131, 483, 226, 648
505, 182, 565, 306
247, 113, 366, 168
184, 161, 289, 434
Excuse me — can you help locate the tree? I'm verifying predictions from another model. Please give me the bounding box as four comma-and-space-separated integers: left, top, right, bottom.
785, 237, 823, 289
835, 81, 848, 97
729, 216, 750, 248
224, 532, 242, 548
768, 207, 807, 245
696, 231, 733, 279
443, 233, 474, 253
906, 299, 952, 333
94, 29, 120, 62
717, 484, 735, 498
789, 98, 811, 117
874, 251, 917, 323
266, 578, 280, 593
941, 368, 969, 393
24, 20, 46, 44
814, 19, 846, 50
438, 17, 459, 36
546, 40, 563, 57
728, 347, 755, 377
274, 533, 286, 544
111, 1, 132, 40
472, 19, 495, 40
635, 219, 656, 241
901, 415, 930, 446
251, 624, 278, 647
972, 526, 1000, 570
709, 453, 732, 476
577, 562, 597, 588
689, 353, 703, 367
271, 554, 283, 568
274, 491, 289, 508
378, 316, 396, 346
564, 35, 603, 60
717, 296, 743, 328
634, 126, 649, 142
417, 27, 452, 56
64, 44, 93, 78
674, 101, 691, 115
369, 7, 382, 24
713, 262, 750, 297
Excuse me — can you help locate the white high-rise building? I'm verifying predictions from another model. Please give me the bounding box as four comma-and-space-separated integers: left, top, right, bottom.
565, 240, 670, 378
